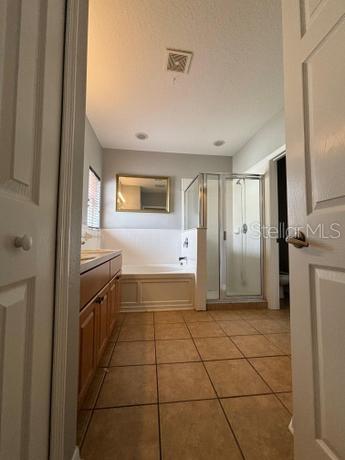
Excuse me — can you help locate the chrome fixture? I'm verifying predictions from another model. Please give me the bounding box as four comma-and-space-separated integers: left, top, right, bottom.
179, 256, 187, 265
81, 231, 93, 246
136, 132, 148, 140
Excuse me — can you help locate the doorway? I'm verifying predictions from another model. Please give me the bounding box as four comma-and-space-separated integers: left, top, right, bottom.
276, 156, 290, 309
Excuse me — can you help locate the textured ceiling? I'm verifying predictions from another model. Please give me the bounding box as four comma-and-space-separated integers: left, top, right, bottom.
87, 0, 283, 156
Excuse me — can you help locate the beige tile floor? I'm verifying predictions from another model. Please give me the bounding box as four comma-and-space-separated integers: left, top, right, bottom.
79, 308, 293, 460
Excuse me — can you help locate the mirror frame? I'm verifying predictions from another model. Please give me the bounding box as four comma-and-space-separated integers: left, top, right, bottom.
115, 174, 171, 213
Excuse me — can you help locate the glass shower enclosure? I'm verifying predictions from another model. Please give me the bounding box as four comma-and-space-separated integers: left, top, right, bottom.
184, 173, 264, 302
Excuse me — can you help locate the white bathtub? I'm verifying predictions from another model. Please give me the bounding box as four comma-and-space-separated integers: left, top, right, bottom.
122, 264, 193, 275
120, 264, 195, 312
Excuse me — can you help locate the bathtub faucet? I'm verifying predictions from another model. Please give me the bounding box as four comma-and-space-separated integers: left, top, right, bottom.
179, 256, 187, 266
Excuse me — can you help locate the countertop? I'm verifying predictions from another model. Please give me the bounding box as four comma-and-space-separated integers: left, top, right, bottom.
80, 249, 122, 274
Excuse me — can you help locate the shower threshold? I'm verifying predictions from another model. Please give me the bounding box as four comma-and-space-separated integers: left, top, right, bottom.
207, 298, 267, 311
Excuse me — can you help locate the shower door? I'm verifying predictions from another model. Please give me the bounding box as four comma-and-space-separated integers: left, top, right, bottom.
220, 175, 263, 299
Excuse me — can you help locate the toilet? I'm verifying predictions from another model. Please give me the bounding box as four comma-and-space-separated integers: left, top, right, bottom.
279, 272, 289, 298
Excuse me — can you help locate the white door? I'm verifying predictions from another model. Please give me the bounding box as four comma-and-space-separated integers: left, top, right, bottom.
282, 1, 345, 459
0, 1, 66, 458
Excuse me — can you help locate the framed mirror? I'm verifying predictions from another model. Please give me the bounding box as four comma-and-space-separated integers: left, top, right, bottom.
116, 174, 170, 213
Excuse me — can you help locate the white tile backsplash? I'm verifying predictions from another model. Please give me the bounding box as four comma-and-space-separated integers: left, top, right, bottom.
101, 228, 181, 265
81, 225, 101, 249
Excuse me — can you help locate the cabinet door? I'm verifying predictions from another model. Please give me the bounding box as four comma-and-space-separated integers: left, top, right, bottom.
108, 279, 117, 333
79, 301, 97, 400
96, 286, 109, 363
115, 275, 121, 316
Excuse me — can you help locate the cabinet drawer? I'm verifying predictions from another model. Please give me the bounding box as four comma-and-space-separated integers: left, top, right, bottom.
110, 254, 122, 278
80, 261, 110, 309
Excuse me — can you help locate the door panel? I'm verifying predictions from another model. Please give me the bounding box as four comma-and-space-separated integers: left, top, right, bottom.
97, 288, 109, 362
311, 268, 345, 457
304, 20, 345, 211
282, 1, 345, 458
116, 276, 121, 316
79, 301, 97, 401
108, 280, 116, 333
0, 281, 34, 459
0, 0, 45, 200
301, 0, 326, 34
0, 0, 65, 458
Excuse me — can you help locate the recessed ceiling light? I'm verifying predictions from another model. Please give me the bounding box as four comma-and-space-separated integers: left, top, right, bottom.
214, 140, 225, 147
136, 132, 148, 140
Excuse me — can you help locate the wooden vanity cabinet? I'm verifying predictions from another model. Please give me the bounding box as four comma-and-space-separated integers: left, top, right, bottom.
79, 255, 121, 406
79, 299, 98, 402
108, 274, 121, 335
96, 285, 110, 363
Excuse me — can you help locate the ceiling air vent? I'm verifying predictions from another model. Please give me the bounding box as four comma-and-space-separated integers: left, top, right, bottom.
166, 49, 193, 73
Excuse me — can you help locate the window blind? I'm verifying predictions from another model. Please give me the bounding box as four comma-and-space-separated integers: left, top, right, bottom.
87, 168, 101, 228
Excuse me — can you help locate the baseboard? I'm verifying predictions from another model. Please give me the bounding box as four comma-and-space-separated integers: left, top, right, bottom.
71, 446, 81, 460
120, 305, 193, 312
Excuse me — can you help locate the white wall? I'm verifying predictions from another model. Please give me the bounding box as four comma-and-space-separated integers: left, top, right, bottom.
232, 111, 286, 308
82, 117, 103, 225
181, 228, 207, 310
232, 110, 285, 173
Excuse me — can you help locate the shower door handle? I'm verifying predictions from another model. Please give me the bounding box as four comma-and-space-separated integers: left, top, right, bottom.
223, 231, 227, 241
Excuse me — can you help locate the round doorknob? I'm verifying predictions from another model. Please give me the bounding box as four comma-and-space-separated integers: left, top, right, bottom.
14, 234, 33, 251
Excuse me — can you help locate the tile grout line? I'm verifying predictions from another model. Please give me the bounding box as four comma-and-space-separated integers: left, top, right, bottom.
274, 393, 293, 415
80, 311, 291, 454
89, 389, 293, 412
79, 371, 106, 449
203, 326, 291, 399
245, 355, 284, 395
182, 314, 246, 460
213, 317, 290, 361
79, 315, 124, 450
153, 316, 163, 460
218, 314, 281, 394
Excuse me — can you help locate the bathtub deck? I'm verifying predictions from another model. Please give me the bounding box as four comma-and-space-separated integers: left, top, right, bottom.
120, 265, 195, 312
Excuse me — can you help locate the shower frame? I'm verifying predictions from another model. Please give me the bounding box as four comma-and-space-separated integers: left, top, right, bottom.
185, 172, 265, 302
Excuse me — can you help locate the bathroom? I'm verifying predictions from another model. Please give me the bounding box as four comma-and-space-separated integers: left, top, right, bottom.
77, 1, 292, 458
81, 133, 266, 311
78, 121, 292, 459
3, 0, 345, 457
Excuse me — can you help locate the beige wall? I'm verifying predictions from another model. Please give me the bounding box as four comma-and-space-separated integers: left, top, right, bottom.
102, 149, 233, 229
82, 117, 103, 224
232, 110, 285, 173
